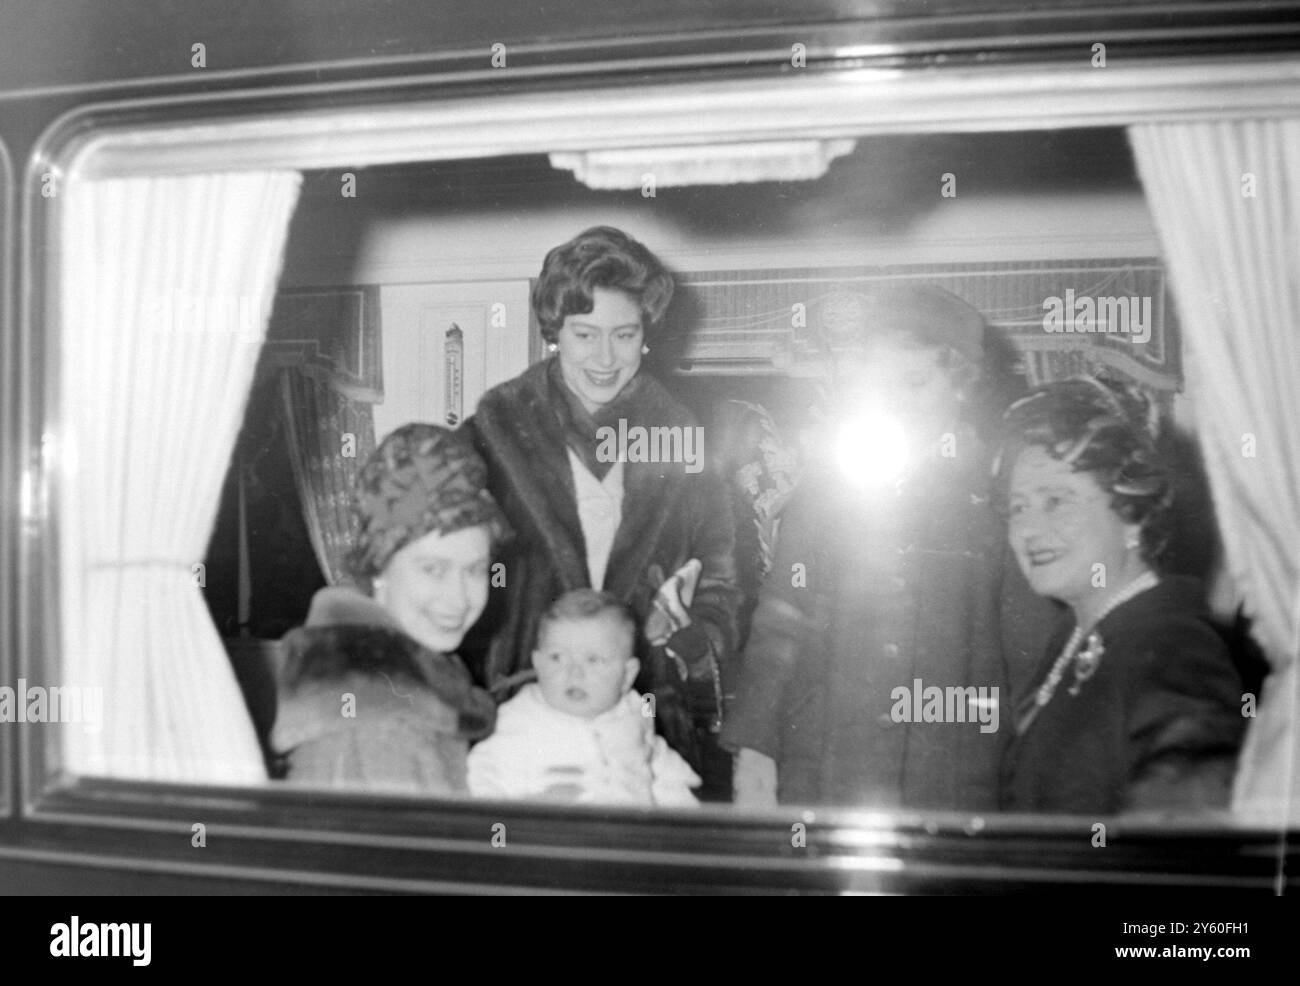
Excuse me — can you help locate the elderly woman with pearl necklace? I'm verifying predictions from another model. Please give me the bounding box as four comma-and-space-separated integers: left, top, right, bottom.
998, 377, 1245, 813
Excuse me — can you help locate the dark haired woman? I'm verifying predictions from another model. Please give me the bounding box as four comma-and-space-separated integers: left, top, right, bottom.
998, 377, 1245, 813
465, 226, 740, 785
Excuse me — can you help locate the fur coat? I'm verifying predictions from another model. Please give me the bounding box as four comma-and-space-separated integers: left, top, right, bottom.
271, 587, 496, 794
464, 359, 741, 771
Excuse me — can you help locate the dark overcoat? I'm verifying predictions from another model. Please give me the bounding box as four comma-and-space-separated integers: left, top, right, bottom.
464, 360, 741, 769
1003, 575, 1245, 814
721, 436, 1051, 811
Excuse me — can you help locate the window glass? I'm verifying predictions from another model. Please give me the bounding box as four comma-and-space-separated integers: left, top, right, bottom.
200, 129, 1259, 818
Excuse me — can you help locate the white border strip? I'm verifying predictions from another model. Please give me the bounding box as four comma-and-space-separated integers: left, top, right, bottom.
64, 58, 1300, 180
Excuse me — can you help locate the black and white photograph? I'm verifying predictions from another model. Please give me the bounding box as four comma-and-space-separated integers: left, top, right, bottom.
0, 0, 1297, 929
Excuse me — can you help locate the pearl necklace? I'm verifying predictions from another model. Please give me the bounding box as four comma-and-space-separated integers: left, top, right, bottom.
1020, 570, 1160, 732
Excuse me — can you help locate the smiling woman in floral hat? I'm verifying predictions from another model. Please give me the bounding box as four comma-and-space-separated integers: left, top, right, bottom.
271, 423, 510, 794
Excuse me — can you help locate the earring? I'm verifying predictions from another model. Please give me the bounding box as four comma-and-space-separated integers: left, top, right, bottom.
641, 345, 650, 355
1125, 532, 1140, 550
546, 342, 558, 354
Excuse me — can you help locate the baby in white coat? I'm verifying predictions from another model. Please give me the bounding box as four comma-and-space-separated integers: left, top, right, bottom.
468, 589, 700, 807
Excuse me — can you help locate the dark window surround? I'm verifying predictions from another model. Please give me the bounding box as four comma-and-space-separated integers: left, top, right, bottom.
0, 133, 12, 824
3, 6, 1298, 894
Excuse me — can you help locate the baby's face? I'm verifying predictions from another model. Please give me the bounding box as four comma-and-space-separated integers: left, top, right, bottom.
532, 614, 639, 720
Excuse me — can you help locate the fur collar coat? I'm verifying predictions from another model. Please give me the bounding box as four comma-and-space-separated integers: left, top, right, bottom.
464, 359, 741, 769
271, 587, 496, 794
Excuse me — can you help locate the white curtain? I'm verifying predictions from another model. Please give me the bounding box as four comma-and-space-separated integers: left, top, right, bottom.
59, 171, 302, 782
1129, 120, 1300, 825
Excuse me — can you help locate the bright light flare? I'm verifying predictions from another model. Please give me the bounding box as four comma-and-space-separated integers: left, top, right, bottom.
834, 410, 910, 488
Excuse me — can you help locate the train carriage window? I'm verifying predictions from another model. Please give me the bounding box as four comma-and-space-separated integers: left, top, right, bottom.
17, 59, 1299, 889
207, 134, 1252, 820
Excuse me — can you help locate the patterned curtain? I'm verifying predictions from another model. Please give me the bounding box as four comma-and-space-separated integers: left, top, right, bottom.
673, 261, 1183, 393
279, 367, 377, 586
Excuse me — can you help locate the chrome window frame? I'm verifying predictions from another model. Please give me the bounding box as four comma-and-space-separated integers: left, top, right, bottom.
2, 9, 1297, 893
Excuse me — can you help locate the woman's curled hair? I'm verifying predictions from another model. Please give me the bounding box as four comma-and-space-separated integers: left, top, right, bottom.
995, 375, 1173, 565
531, 226, 675, 343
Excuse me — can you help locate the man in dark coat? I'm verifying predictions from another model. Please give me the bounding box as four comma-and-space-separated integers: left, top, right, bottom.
722, 285, 1054, 810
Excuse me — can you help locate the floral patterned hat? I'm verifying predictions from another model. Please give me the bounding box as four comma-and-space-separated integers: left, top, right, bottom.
347, 423, 511, 582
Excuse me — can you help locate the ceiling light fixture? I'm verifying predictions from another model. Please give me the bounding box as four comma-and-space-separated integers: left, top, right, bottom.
550, 139, 856, 189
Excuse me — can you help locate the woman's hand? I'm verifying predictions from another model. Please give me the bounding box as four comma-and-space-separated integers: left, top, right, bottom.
733, 747, 778, 808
